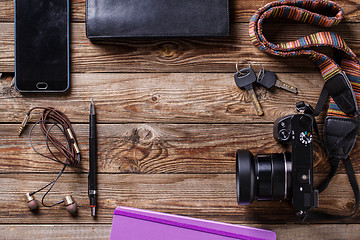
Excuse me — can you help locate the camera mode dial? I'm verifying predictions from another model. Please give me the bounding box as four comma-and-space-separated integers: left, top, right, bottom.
299, 131, 312, 145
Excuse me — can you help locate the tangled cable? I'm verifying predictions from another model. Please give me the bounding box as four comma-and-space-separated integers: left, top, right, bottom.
19, 107, 80, 165
18, 107, 81, 208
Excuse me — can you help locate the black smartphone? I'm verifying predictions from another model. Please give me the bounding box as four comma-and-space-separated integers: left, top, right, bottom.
15, 0, 70, 92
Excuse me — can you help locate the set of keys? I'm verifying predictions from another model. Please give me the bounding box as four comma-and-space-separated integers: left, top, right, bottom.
234, 62, 298, 116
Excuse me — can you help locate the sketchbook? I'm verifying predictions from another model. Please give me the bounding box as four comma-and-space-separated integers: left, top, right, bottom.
110, 206, 276, 240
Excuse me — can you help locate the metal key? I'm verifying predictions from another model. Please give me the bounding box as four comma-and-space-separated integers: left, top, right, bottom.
257, 69, 298, 94
234, 67, 264, 116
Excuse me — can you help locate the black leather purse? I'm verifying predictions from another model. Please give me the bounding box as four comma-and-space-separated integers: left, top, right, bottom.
86, 0, 229, 39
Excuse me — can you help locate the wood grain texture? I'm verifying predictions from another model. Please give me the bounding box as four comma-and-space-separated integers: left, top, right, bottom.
1, 0, 359, 23
1, 123, 360, 174
2, 0, 360, 237
1, 22, 360, 73
0, 225, 111, 240
270, 224, 360, 240
0, 173, 359, 224
1, 224, 360, 240
0, 72, 328, 124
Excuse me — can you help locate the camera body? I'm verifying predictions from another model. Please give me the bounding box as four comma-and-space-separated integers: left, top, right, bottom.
274, 113, 319, 213
236, 113, 319, 216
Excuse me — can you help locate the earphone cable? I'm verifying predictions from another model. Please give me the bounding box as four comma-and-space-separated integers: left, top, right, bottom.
26, 108, 80, 208
24, 107, 80, 166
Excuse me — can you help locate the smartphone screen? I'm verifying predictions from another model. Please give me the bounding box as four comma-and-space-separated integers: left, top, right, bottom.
15, 0, 69, 92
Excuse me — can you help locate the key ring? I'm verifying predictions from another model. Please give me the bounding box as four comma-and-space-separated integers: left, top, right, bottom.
248, 61, 264, 73
235, 59, 251, 73
249, 61, 265, 80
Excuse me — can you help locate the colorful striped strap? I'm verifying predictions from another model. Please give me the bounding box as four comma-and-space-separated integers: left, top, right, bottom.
249, 0, 360, 119
250, 0, 360, 220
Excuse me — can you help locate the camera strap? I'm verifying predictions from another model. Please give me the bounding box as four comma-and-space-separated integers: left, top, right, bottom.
250, 0, 360, 220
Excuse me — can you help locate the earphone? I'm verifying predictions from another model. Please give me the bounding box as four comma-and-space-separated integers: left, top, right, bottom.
25, 193, 39, 211
25, 192, 77, 215
19, 107, 81, 216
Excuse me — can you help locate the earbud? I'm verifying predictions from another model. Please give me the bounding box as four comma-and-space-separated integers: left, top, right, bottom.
26, 193, 77, 215
64, 195, 77, 215
25, 193, 39, 212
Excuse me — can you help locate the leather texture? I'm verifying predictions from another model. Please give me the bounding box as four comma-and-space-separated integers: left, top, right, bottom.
324, 73, 358, 116
86, 0, 229, 39
323, 116, 358, 159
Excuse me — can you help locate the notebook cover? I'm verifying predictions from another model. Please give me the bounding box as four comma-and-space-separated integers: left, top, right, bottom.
110, 206, 276, 240
86, 0, 229, 39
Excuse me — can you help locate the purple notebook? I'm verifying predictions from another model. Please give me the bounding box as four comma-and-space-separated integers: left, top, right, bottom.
110, 206, 276, 240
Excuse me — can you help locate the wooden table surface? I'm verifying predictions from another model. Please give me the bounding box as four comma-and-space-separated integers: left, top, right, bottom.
1, 0, 360, 239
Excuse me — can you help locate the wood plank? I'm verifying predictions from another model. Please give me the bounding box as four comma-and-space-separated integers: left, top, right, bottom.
1, 22, 360, 73
269, 224, 360, 240
1, 0, 359, 23
1, 123, 359, 174
0, 225, 111, 240
0, 173, 359, 224
0, 72, 330, 123
1, 224, 360, 240
3, 0, 360, 233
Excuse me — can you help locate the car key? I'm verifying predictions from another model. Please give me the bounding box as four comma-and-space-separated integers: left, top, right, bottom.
234, 67, 264, 116
257, 69, 298, 94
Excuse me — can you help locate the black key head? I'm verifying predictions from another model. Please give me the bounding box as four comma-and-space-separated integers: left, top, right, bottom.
234, 67, 257, 90
257, 69, 277, 89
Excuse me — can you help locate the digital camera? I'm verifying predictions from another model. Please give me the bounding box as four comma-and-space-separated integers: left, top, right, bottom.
236, 113, 319, 217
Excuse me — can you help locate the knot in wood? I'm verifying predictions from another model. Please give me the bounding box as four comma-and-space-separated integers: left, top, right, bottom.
137, 128, 153, 141
130, 125, 156, 144
160, 44, 176, 57
152, 94, 160, 102
346, 201, 355, 210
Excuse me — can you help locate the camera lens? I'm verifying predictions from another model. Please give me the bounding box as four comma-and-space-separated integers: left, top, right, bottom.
236, 150, 292, 205
236, 150, 256, 205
